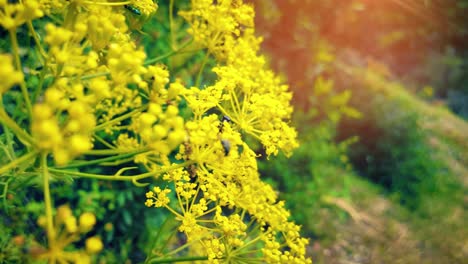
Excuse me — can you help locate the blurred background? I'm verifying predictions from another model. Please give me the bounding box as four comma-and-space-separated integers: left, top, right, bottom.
251, 0, 468, 263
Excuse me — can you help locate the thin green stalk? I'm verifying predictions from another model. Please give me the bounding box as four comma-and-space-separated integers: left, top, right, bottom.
3, 125, 16, 160
31, 61, 51, 104
0, 108, 35, 147
195, 51, 210, 87
169, 0, 176, 50
27, 21, 47, 62
63, 2, 79, 29
0, 150, 38, 176
99, 156, 135, 166
55, 150, 146, 169
80, 71, 110, 80
94, 107, 145, 132
93, 134, 116, 149
9, 28, 33, 117
84, 147, 147, 156
144, 38, 194, 66
41, 153, 55, 249
0, 177, 13, 213
49, 160, 194, 182
48, 168, 139, 182
147, 256, 209, 264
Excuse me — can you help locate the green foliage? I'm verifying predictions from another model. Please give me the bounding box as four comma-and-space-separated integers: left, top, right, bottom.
337, 67, 460, 209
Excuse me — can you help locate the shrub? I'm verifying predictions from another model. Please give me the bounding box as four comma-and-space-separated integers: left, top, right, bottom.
337, 66, 446, 207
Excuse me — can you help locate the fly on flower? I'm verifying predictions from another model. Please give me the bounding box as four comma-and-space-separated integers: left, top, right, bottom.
221, 115, 231, 123
125, 5, 142, 16
221, 139, 230, 156
124, 0, 158, 30
218, 115, 231, 133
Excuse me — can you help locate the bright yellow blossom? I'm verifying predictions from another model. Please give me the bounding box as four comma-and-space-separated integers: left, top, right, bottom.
0, 54, 23, 94
0, 0, 311, 263
79, 212, 97, 233
85, 236, 103, 254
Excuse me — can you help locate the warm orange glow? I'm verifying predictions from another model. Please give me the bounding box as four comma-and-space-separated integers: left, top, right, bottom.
250, 0, 465, 108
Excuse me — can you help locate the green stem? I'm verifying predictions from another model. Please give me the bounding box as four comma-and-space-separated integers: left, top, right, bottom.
27, 21, 47, 62
31, 63, 48, 104
48, 168, 139, 182
49, 160, 194, 182
0, 107, 35, 147
144, 38, 194, 66
94, 107, 145, 132
93, 134, 116, 149
148, 255, 209, 264
56, 150, 147, 169
84, 147, 148, 156
9, 28, 33, 117
63, 2, 79, 29
195, 51, 210, 87
0, 177, 13, 213
0, 150, 38, 176
80, 71, 110, 80
169, 0, 176, 50
41, 153, 55, 249
3, 124, 16, 160
99, 156, 135, 166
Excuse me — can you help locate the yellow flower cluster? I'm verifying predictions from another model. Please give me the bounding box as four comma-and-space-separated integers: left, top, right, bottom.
144, 1, 310, 263
0, 54, 23, 94
131, 0, 158, 16
31, 95, 96, 165
127, 66, 186, 163
182, 0, 298, 157
25, 1, 179, 165
0, 0, 43, 29
0, 0, 310, 262
180, 0, 254, 59
36, 205, 102, 263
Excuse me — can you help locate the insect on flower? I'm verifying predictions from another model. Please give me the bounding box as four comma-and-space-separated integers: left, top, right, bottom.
221, 139, 231, 156
188, 164, 198, 181
125, 5, 142, 16
218, 115, 231, 133
221, 115, 231, 122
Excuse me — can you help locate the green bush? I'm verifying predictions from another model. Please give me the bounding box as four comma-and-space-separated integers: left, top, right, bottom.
337, 67, 448, 208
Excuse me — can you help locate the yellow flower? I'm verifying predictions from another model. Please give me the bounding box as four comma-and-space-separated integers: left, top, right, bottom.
85, 236, 103, 254
131, 0, 158, 16
56, 204, 73, 222
0, 0, 44, 30
0, 54, 23, 94
65, 216, 78, 233
145, 186, 172, 208
79, 212, 96, 233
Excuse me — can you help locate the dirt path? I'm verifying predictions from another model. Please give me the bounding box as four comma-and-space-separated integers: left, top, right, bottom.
309, 191, 468, 263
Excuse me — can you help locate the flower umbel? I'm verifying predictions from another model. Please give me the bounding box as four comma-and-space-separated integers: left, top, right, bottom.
0, 0, 310, 263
